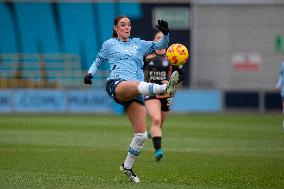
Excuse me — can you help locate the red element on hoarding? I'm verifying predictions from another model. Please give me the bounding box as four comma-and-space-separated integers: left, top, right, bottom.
233, 61, 260, 71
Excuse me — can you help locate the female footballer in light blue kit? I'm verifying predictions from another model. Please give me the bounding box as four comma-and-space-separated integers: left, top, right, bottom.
275, 61, 284, 128
84, 15, 179, 183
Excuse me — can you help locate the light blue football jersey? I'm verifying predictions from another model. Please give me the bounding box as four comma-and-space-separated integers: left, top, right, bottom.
277, 62, 284, 97
88, 35, 169, 81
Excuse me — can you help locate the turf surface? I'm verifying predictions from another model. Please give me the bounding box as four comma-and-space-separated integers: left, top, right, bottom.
0, 113, 283, 189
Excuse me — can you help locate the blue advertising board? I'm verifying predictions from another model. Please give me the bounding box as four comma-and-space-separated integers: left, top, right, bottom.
14, 89, 65, 112
0, 89, 222, 113
65, 90, 113, 112
172, 90, 222, 112
0, 90, 13, 112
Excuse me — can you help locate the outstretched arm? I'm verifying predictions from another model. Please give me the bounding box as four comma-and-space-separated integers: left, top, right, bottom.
141, 20, 170, 55
88, 55, 106, 76
84, 42, 109, 85
153, 34, 169, 50
142, 33, 169, 55
153, 19, 170, 50
275, 74, 281, 91
156, 19, 169, 35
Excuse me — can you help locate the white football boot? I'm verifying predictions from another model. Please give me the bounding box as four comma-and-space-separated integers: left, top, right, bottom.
120, 164, 140, 183
166, 71, 179, 95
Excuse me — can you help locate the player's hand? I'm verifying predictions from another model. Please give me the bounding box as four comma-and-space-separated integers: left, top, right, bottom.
156, 20, 169, 35
84, 73, 93, 85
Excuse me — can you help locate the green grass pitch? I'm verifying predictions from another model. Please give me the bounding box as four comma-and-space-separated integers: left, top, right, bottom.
0, 113, 283, 189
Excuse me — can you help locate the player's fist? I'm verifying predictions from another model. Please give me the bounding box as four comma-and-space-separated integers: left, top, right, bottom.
84, 73, 93, 85
156, 20, 169, 35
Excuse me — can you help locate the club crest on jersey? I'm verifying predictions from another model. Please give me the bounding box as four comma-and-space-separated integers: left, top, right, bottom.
162, 60, 169, 67
124, 45, 138, 55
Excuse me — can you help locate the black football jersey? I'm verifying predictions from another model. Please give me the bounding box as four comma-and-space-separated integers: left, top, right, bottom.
144, 54, 184, 85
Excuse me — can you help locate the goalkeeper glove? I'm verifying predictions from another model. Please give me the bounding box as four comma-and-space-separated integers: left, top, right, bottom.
156, 20, 169, 35
84, 73, 93, 85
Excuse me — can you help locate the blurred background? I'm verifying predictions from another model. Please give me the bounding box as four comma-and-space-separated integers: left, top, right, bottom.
0, 0, 283, 114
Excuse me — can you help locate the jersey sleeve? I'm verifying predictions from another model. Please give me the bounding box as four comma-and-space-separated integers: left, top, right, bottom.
140, 34, 169, 55
275, 73, 282, 89
88, 41, 110, 76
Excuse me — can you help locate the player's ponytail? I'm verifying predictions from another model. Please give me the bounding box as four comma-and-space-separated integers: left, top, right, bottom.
112, 29, 117, 38
112, 15, 128, 38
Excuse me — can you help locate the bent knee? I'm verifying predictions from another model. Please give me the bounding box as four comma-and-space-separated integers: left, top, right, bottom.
115, 81, 140, 101
135, 131, 147, 142
152, 116, 162, 126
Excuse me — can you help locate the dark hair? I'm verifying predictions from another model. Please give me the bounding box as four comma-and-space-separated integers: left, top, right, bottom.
154, 31, 163, 39
112, 15, 129, 38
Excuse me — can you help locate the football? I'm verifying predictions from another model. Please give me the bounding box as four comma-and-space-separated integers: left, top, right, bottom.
166, 44, 189, 66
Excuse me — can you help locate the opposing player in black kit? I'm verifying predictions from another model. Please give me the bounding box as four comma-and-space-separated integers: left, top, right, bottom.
143, 31, 184, 161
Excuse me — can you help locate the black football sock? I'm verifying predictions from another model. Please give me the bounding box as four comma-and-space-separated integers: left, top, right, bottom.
152, 136, 162, 150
